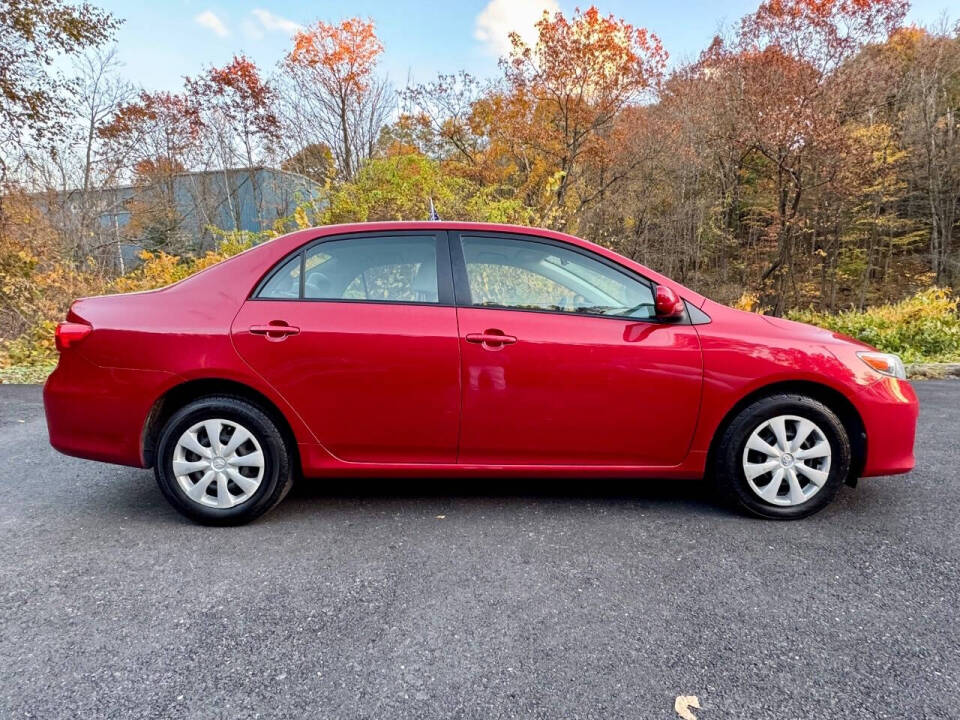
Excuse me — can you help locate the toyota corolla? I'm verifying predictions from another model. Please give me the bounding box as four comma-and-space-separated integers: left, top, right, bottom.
44, 222, 918, 524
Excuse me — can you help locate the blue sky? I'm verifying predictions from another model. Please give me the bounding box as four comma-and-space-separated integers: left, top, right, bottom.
94, 0, 956, 92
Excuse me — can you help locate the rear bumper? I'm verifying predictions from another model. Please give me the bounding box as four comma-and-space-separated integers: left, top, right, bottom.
857, 377, 918, 477
43, 352, 176, 468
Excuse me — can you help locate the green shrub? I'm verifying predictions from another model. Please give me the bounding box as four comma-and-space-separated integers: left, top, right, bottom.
788, 288, 960, 363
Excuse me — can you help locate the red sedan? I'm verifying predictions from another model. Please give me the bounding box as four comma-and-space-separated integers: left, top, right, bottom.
44, 222, 918, 524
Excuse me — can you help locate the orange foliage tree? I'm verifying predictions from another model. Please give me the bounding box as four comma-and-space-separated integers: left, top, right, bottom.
99, 91, 204, 170
489, 7, 667, 228
186, 55, 279, 169
695, 0, 908, 312
281, 18, 387, 180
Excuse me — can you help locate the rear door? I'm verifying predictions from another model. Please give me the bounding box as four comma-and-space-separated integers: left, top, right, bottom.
451, 232, 703, 467
232, 231, 460, 463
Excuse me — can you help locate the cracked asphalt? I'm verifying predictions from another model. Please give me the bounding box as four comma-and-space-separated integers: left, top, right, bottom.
0, 381, 957, 719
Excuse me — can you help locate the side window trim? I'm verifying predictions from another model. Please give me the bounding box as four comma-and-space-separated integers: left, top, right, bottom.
448, 230, 472, 307
435, 231, 455, 305
447, 230, 680, 324
251, 230, 455, 306
298, 250, 305, 299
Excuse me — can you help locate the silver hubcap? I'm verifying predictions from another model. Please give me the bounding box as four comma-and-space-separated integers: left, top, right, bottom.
172, 419, 265, 508
742, 415, 831, 507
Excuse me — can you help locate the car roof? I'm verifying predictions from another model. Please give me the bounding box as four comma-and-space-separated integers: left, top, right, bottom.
301, 221, 623, 258
217, 221, 706, 308
308, 221, 585, 242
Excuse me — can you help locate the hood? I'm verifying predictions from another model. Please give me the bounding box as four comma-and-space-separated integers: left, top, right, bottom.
700, 300, 875, 350
759, 314, 875, 350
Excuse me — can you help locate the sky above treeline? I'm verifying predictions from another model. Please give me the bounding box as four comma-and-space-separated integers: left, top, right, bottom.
94, 0, 956, 91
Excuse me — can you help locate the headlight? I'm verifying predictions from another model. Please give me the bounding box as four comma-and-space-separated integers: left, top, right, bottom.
857, 351, 907, 380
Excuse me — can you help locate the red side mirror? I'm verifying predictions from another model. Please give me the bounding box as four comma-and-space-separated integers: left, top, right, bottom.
654, 285, 685, 320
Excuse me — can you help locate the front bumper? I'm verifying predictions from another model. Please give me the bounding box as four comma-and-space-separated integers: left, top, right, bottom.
857, 376, 918, 477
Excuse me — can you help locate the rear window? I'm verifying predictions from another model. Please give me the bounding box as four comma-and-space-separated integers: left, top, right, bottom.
257, 235, 439, 304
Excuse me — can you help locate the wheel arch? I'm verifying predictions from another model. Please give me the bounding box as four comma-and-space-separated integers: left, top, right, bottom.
141, 377, 301, 472
706, 380, 867, 484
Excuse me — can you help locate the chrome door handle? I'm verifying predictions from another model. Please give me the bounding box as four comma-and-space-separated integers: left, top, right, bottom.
249, 323, 300, 340
465, 330, 517, 349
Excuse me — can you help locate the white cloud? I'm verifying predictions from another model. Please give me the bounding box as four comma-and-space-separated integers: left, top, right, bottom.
241, 18, 264, 41
474, 0, 559, 58
194, 10, 229, 38
251, 8, 302, 36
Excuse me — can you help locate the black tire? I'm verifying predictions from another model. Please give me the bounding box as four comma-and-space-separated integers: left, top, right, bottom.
154, 395, 294, 525
714, 394, 851, 520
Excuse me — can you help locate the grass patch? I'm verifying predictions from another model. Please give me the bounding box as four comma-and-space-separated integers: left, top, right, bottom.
0, 363, 55, 385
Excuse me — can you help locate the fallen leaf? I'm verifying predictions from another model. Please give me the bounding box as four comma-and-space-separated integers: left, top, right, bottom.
675, 695, 700, 720
435, 515, 446, 519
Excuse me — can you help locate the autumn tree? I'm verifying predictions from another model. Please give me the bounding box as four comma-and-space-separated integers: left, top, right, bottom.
6, 0, 960, 366
17, 48, 134, 195
186, 55, 279, 170
0, 186, 109, 364
374, 113, 440, 159
847, 123, 912, 308
185, 56, 282, 234
281, 143, 335, 184
98, 91, 204, 249
400, 72, 487, 167
893, 28, 960, 284
697, 0, 908, 313
305, 153, 534, 227
0, 0, 118, 201
277, 17, 391, 180
590, 97, 717, 287
29, 48, 135, 267
490, 7, 666, 229
100, 91, 203, 173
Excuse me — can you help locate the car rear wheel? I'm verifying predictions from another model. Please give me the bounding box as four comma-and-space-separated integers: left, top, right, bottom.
714, 394, 851, 519
155, 396, 294, 525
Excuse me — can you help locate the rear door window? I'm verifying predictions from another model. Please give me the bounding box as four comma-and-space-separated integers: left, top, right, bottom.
257, 234, 443, 304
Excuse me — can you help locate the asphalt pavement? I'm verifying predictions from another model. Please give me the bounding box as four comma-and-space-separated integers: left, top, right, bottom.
0, 382, 957, 719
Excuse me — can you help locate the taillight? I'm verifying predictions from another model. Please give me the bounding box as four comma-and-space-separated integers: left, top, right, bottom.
55, 322, 91, 351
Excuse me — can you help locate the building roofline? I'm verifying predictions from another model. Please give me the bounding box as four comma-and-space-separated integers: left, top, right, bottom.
23, 165, 322, 197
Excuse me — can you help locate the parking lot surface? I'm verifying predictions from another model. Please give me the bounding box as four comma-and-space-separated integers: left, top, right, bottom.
0, 382, 957, 719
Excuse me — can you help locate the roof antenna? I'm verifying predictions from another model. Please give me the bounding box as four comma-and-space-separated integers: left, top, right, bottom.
428, 197, 441, 221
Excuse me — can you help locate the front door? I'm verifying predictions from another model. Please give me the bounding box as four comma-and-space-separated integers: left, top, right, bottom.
452, 233, 703, 467
232, 232, 460, 464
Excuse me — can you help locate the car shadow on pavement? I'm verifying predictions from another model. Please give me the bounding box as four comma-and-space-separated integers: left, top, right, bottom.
102, 469, 884, 525
270, 473, 888, 525
280, 475, 732, 518
81, 468, 741, 526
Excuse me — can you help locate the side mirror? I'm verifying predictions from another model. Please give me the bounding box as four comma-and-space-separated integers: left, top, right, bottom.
654, 285, 685, 321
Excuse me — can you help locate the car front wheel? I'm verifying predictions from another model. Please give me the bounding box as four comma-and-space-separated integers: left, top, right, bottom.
714, 394, 851, 519
154, 396, 294, 525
